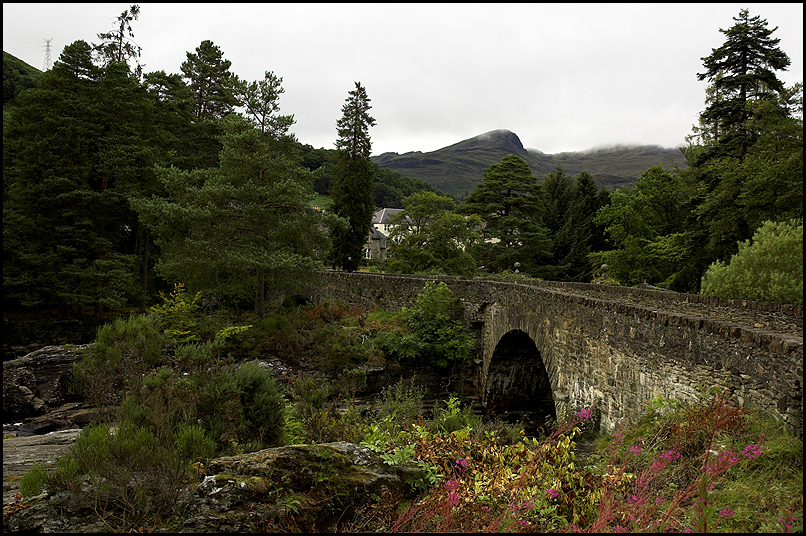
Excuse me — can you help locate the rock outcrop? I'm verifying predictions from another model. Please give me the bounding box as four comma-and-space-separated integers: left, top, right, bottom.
3, 441, 416, 533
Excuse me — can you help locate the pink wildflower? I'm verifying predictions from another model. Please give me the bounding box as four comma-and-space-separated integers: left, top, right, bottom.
575, 408, 593, 421
719, 508, 734, 519
545, 488, 559, 499
743, 444, 761, 459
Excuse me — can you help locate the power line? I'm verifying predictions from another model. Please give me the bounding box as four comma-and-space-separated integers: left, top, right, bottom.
43, 38, 53, 71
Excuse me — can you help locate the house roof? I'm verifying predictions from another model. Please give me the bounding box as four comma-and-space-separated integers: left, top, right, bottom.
372, 208, 405, 225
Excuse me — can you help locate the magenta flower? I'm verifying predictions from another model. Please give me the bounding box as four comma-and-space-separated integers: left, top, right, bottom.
575, 407, 593, 421
545, 488, 559, 499
743, 444, 761, 459
629, 444, 643, 455
719, 508, 734, 519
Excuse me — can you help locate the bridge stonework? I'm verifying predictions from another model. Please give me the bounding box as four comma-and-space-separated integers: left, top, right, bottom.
309, 272, 803, 436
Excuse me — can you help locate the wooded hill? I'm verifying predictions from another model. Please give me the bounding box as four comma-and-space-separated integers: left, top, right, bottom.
3, 51, 43, 122
372, 129, 688, 199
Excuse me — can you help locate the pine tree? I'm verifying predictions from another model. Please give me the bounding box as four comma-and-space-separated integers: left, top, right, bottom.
329, 82, 376, 268
181, 40, 238, 123
695, 8, 791, 163
133, 93, 325, 313
459, 154, 551, 274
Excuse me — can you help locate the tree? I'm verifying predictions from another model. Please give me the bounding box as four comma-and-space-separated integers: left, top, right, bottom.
93, 4, 143, 77
459, 154, 551, 274
329, 82, 376, 268
695, 8, 791, 163
591, 166, 691, 288
700, 219, 802, 305
375, 281, 476, 369
181, 40, 239, 123
683, 10, 800, 272
385, 192, 482, 276
133, 110, 326, 313
3, 40, 154, 314
546, 171, 610, 282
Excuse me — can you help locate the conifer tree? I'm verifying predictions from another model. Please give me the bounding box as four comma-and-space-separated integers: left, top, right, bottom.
329, 82, 376, 268
459, 154, 551, 274
695, 8, 791, 163
3, 40, 154, 313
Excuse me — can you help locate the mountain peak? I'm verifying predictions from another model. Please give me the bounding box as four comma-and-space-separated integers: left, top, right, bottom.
446, 129, 526, 155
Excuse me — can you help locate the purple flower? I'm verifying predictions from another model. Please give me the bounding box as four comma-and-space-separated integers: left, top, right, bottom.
545, 488, 559, 499
575, 408, 593, 421
719, 508, 734, 519
629, 444, 643, 455
743, 444, 761, 459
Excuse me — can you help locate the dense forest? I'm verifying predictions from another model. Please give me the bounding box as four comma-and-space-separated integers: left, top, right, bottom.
3, 6, 803, 336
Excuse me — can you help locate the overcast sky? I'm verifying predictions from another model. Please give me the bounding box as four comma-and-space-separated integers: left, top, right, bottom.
4, 3, 803, 156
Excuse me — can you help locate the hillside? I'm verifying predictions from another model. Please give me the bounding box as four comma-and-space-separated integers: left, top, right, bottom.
3, 51, 43, 122
372, 129, 688, 198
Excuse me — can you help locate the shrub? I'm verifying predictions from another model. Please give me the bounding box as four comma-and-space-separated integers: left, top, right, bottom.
701, 218, 803, 304
375, 281, 476, 369
194, 361, 286, 452
72, 312, 168, 417
43, 418, 209, 531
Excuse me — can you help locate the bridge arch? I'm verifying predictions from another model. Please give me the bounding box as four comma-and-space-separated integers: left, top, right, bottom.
483, 329, 557, 434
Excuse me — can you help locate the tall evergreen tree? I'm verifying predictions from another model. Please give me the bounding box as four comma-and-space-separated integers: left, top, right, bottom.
695, 8, 791, 163
685, 9, 799, 269
459, 154, 551, 274
93, 4, 143, 77
329, 82, 376, 268
181, 40, 238, 123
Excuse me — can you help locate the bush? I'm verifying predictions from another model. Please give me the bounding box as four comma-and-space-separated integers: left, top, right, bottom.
43, 418, 211, 531
194, 361, 286, 452
72, 312, 169, 416
701, 219, 803, 304
375, 281, 476, 369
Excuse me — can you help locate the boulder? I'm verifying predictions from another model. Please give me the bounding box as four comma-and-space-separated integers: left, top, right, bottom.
3, 345, 90, 426
3, 441, 416, 533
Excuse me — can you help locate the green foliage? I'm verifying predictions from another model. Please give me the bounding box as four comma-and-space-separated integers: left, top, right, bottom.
150, 282, 202, 344
375, 281, 475, 369
385, 192, 482, 276
73, 312, 168, 414
41, 418, 212, 531
133, 112, 325, 313
330, 82, 377, 267
19, 462, 47, 497
194, 361, 286, 452
432, 396, 482, 433
701, 219, 803, 304
694, 9, 791, 163
459, 154, 551, 275
4, 39, 155, 314
591, 165, 692, 289
3, 51, 42, 109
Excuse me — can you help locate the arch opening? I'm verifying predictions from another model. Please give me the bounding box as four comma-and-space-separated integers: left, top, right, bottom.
484, 330, 556, 436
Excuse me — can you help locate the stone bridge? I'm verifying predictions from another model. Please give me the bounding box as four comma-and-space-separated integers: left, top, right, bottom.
307, 271, 803, 436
